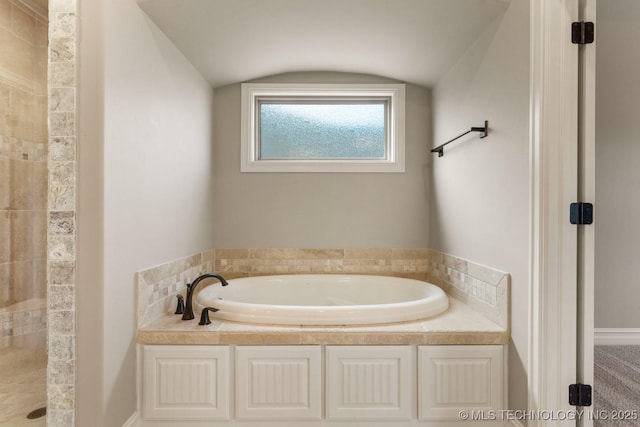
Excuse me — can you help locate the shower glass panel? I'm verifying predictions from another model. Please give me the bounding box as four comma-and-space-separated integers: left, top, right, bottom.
0, 0, 49, 424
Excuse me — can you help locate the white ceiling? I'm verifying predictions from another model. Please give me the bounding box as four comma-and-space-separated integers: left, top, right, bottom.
137, 0, 509, 88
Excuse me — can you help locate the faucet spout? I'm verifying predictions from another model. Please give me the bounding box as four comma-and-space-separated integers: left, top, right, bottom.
182, 273, 229, 320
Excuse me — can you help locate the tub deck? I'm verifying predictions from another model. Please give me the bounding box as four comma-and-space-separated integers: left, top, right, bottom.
137, 297, 508, 345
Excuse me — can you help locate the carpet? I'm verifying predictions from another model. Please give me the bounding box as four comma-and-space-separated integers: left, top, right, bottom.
594, 345, 640, 427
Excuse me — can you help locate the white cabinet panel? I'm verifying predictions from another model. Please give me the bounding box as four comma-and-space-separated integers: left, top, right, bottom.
326, 346, 413, 420
236, 346, 322, 420
418, 345, 504, 421
143, 345, 230, 420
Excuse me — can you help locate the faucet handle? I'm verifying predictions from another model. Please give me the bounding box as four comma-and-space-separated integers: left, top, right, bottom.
175, 294, 185, 315
199, 307, 219, 325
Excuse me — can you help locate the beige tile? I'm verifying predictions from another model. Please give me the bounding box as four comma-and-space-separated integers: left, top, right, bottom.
0, 158, 11, 210
0, 1, 11, 30
48, 235, 75, 261
0, 211, 10, 263
297, 248, 344, 259
49, 185, 75, 210
32, 210, 46, 258
49, 310, 74, 335
49, 87, 74, 112
48, 383, 74, 409
32, 161, 47, 210
34, 15, 47, 47
214, 248, 248, 259
344, 248, 392, 260
391, 248, 429, 259
250, 248, 296, 259
49, 136, 75, 161
48, 359, 75, 385
49, 112, 75, 137
11, 3, 36, 44
0, 27, 35, 82
10, 158, 34, 210
48, 335, 74, 360
49, 0, 76, 13
10, 87, 35, 141
50, 12, 75, 39
0, 81, 9, 135
47, 285, 75, 310
49, 211, 74, 235
33, 94, 47, 142
443, 252, 468, 273
49, 37, 75, 62
48, 260, 75, 285
9, 210, 35, 261
48, 61, 75, 87
49, 161, 75, 186
47, 410, 72, 427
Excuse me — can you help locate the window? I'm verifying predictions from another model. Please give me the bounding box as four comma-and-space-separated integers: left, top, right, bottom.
241, 83, 405, 172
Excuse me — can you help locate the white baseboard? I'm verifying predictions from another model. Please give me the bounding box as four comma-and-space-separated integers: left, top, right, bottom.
594, 328, 640, 345
122, 411, 140, 427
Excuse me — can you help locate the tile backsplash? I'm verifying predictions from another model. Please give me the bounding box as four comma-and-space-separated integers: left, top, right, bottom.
137, 248, 509, 330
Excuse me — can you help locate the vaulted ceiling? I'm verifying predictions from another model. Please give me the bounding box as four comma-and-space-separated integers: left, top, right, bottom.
137, 0, 509, 88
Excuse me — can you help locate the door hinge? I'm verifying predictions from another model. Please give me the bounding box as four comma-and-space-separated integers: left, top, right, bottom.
569, 383, 592, 406
572, 21, 595, 44
570, 202, 593, 225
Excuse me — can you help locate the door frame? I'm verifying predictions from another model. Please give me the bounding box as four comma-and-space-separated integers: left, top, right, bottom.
529, 0, 580, 425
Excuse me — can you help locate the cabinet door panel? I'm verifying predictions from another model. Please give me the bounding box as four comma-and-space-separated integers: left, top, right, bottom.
419, 345, 504, 421
326, 345, 413, 420
143, 345, 230, 420
236, 346, 322, 420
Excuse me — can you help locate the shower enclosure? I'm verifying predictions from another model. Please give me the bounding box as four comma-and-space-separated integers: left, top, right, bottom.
0, 0, 49, 424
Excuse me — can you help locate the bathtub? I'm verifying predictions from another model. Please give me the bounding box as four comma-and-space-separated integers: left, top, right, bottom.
195, 274, 449, 326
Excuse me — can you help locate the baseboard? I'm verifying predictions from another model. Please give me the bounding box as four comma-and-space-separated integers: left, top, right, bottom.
594, 328, 640, 345
122, 411, 140, 427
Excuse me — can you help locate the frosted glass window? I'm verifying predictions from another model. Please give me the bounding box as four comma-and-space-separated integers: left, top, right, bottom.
241, 83, 405, 173
258, 102, 387, 160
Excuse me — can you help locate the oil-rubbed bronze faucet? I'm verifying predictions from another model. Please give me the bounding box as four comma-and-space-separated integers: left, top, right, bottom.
182, 273, 229, 321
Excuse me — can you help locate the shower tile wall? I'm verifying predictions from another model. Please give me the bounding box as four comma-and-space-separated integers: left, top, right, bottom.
0, 0, 48, 425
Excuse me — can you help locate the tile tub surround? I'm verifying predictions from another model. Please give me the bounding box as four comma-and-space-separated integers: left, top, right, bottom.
137, 250, 215, 327
138, 297, 508, 346
137, 248, 509, 335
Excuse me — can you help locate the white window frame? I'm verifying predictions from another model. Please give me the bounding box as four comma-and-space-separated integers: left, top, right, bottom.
240, 83, 405, 173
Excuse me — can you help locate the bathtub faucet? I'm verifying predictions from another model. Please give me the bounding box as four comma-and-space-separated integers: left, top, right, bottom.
182, 273, 229, 321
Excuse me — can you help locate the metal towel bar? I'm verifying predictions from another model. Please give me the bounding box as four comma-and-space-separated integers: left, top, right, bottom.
431, 120, 488, 157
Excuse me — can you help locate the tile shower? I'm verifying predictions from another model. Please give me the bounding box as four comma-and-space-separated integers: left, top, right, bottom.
0, 0, 49, 425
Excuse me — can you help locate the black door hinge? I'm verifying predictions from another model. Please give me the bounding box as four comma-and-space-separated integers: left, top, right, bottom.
572, 21, 595, 44
570, 202, 593, 225
569, 384, 592, 406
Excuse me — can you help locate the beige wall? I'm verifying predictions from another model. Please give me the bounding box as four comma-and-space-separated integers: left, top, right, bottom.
78, 0, 216, 424
595, 0, 640, 328
213, 72, 431, 248
429, 1, 529, 412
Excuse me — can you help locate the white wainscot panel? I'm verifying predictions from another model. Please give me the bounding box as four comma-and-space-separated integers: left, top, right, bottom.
236, 345, 322, 420
418, 345, 504, 421
326, 345, 413, 420
143, 345, 230, 420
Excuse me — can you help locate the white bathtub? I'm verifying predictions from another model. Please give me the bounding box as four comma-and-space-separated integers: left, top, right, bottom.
195, 274, 449, 326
